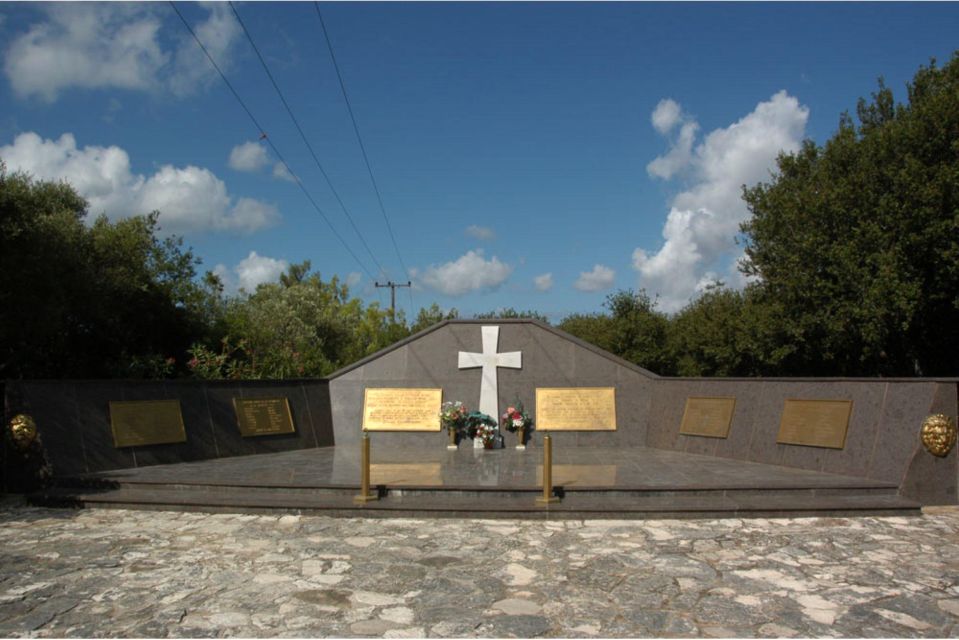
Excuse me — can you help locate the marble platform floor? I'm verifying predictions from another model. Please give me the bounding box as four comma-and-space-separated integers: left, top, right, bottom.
77, 445, 894, 492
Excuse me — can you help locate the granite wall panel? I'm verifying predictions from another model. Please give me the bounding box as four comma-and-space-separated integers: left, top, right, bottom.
204, 383, 255, 459
818, 382, 884, 477
76, 381, 136, 473
3, 379, 335, 478
15, 382, 87, 477
900, 383, 959, 504
237, 383, 315, 454
327, 322, 657, 452
867, 382, 936, 483
302, 382, 334, 448
642, 377, 953, 498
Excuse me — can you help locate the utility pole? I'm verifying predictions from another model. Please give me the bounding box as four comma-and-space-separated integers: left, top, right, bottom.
375, 280, 411, 319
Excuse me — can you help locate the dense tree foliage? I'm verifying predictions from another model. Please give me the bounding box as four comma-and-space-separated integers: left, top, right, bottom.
188, 262, 409, 379
0, 165, 209, 378
741, 54, 959, 375
559, 290, 675, 375
474, 308, 550, 323
410, 303, 459, 334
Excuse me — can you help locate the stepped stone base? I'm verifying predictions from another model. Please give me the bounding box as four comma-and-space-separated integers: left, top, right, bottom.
31, 446, 920, 519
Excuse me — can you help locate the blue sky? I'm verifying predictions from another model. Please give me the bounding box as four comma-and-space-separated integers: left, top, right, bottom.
1, 2, 957, 321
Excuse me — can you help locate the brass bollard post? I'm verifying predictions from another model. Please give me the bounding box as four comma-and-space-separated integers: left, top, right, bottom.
536, 434, 560, 505
354, 432, 378, 503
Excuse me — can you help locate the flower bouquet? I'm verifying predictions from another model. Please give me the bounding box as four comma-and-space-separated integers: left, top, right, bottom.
465, 412, 499, 449
501, 401, 534, 448
439, 400, 468, 447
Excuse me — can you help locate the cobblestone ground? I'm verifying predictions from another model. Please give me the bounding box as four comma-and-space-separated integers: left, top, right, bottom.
2, 504, 959, 638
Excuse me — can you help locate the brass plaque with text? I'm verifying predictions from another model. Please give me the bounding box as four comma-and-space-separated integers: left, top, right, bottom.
109, 400, 186, 448
371, 463, 443, 486
536, 464, 618, 486
535, 387, 616, 431
777, 399, 853, 449
362, 388, 443, 431
679, 397, 736, 438
233, 397, 295, 437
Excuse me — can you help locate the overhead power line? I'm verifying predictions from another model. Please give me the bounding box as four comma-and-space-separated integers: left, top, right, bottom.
168, 1, 377, 282
228, 1, 388, 280
314, 2, 415, 317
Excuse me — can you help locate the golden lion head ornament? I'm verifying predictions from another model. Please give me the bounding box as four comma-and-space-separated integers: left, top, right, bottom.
921, 414, 957, 458
8, 414, 38, 450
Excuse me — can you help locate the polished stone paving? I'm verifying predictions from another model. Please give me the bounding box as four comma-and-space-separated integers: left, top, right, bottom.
1, 501, 958, 637
86, 446, 892, 491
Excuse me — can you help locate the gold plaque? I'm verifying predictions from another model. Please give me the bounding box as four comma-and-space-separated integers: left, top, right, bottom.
776, 399, 852, 449
362, 388, 443, 432
535, 387, 616, 431
371, 463, 443, 486
233, 397, 295, 437
679, 397, 736, 438
536, 464, 617, 486
109, 400, 186, 448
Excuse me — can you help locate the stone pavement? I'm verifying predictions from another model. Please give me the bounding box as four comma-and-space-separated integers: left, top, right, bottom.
1, 503, 959, 638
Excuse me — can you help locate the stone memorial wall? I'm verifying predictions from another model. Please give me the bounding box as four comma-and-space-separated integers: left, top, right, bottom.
3, 379, 333, 478
645, 376, 958, 504
326, 320, 656, 449
3, 319, 957, 505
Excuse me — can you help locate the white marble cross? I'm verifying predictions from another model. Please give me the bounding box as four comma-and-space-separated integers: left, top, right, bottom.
457, 325, 522, 419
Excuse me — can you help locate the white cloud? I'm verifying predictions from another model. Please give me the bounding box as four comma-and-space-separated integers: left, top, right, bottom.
0, 131, 280, 235
465, 225, 495, 241
214, 251, 289, 294
3, 4, 240, 102
646, 121, 699, 180
168, 3, 241, 97
228, 141, 270, 172
651, 98, 683, 135
228, 197, 280, 232
272, 162, 295, 182
228, 143, 294, 184
345, 272, 362, 288
412, 249, 512, 296
533, 273, 553, 292
573, 264, 615, 292
634, 91, 809, 312
235, 251, 288, 292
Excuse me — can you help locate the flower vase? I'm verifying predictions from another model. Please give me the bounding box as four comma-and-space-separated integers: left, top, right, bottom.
447, 428, 457, 450
473, 436, 484, 449
516, 428, 527, 450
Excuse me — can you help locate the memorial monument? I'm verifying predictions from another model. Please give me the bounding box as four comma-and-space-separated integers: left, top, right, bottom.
3, 318, 957, 516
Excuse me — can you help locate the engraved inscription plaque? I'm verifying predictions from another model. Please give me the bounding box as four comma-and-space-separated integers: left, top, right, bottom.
371, 463, 443, 486
362, 388, 443, 431
777, 399, 853, 449
679, 397, 736, 438
535, 387, 616, 431
109, 400, 186, 448
536, 464, 618, 487
233, 397, 295, 437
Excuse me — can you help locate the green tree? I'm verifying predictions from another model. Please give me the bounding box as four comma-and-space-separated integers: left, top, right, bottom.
741, 54, 959, 375
474, 308, 550, 323
558, 312, 617, 354
0, 165, 208, 378
410, 303, 459, 334
190, 262, 409, 379
559, 289, 673, 375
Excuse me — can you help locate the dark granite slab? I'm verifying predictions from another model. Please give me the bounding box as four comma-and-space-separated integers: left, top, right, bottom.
82, 445, 898, 492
